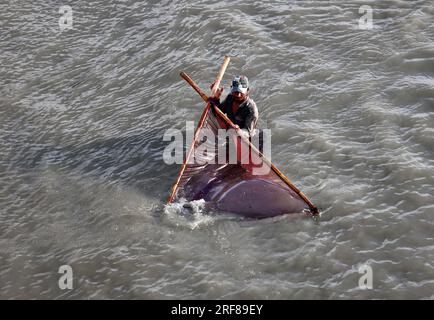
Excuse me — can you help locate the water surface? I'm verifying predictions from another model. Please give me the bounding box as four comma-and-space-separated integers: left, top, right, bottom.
1, 0, 433, 299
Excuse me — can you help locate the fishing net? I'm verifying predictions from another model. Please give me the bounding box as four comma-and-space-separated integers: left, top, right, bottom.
171, 104, 311, 217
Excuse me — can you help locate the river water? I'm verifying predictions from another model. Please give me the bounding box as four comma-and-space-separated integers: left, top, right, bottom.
1, 0, 433, 299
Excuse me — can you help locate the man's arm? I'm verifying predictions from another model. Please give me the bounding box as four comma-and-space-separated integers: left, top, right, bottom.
245, 101, 259, 136
209, 95, 230, 117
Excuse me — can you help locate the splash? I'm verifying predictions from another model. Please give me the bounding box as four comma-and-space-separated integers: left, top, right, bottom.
163, 198, 215, 229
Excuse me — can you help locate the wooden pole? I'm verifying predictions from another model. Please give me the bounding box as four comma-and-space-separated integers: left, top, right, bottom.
180, 72, 209, 102
177, 72, 319, 215
167, 56, 231, 203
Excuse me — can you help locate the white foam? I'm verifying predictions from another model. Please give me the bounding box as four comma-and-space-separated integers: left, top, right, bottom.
163, 198, 215, 230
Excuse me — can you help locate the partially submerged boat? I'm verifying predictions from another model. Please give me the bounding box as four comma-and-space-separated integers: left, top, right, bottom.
167, 56, 318, 218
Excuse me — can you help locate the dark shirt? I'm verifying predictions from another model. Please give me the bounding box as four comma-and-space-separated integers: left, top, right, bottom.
214, 94, 258, 135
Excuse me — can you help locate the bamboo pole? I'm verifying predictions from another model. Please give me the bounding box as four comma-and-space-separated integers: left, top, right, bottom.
167, 56, 231, 203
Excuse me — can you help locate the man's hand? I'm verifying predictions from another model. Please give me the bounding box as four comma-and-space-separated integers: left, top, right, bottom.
215, 87, 224, 97
210, 82, 224, 97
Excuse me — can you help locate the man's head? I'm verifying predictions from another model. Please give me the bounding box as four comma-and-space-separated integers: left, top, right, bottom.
230, 75, 249, 102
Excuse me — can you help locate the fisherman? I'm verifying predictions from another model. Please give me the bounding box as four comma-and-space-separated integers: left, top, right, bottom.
209, 75, 258, 137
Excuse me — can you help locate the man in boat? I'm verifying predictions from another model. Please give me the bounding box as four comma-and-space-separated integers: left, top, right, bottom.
209, 75, 258, 137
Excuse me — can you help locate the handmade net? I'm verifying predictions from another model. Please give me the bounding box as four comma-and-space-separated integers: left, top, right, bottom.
170, 104, 311, 218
